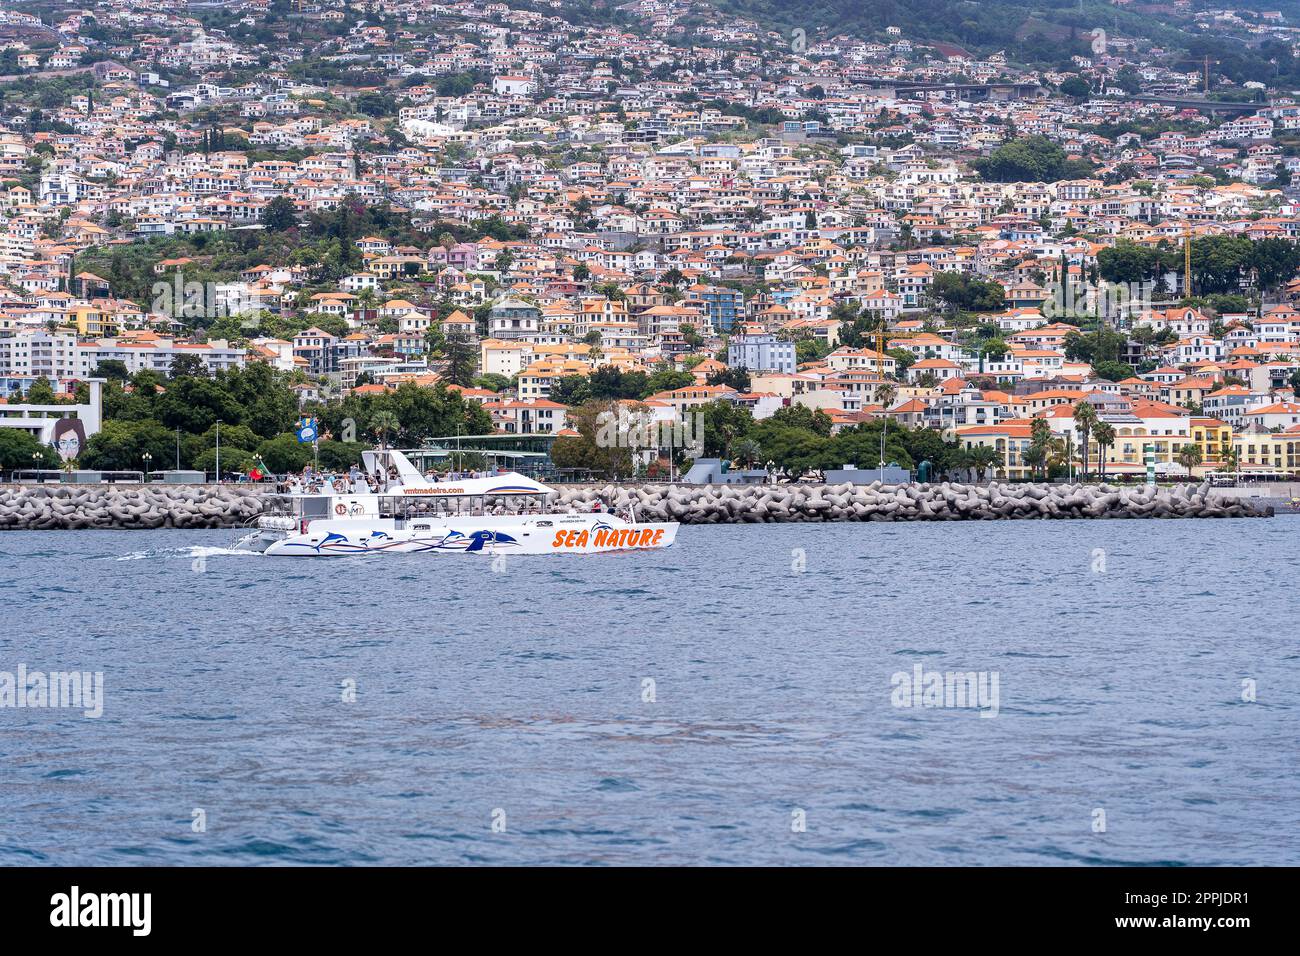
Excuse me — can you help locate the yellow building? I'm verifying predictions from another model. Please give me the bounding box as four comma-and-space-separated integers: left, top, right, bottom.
957, 420, 1035, 480
70, 305, 117, 337
517, 359, 591, 400
1190, 418, 1233, 467
1102, 432, 1181, 471
1234, 429, 1300, 474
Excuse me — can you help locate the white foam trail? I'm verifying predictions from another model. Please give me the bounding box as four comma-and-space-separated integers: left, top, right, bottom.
116, 545, 261, 562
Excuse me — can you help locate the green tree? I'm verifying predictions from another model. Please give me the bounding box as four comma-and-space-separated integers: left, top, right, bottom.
261, 195, 299, 231
549, 375, 593, 407
1027, 417, 1053, 481
1177, 442, 1203, 476
767, 404, 832, 437
1093, 360, 1134, 382
962, 444, 1002, 482
931, 272, 1006, 313
0, 428, 59, 470
473, 373, 512, 393
254, 433, 315, 474
371, 409, 399, 447
156, 377, 242, 433
973, 135, 1094, 183
24, 377, 57, 404
80, 420, 177, 471
697, 400, 755, 458
1058, 76, 1091, 100
91, 359, 131, 381
1247, 238, 1300, 292
1097, 241, 1161, 285
643, 369, 694, 396
548, 401, 642, 479
1092, 421, 1115, 479
706, 367, 751, 392
1073, 400, 1099, 481
440, 329, 477, 386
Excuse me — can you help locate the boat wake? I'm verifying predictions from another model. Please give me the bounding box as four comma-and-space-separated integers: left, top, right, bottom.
115, 545, 261, 562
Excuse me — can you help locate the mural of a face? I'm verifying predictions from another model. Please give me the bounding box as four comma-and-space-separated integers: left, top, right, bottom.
51, 418, 87, 462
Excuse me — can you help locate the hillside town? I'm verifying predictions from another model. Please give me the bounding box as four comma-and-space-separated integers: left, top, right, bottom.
5, 0, 1300, 481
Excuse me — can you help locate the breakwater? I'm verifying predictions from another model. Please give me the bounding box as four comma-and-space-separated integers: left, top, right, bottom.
552, 480, 1272, 522
0, 484, 264, 530
0, 479, 1271, 530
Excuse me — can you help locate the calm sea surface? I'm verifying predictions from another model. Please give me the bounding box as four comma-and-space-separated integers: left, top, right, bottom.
1, 520, 1297, 866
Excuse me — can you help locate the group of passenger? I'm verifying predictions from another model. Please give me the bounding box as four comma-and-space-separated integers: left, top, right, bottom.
278, 464, 398, 496
272, 465, 635, 522
276, 464, 507, 497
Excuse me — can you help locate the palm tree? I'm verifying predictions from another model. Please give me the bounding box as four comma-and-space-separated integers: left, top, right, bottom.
1045, 437, 1069, 479
1177, 443, 1203, 477
1092, 421, 1115, 479
1072, 400, 1098, 481
965, 444, 1001, 482
876, 382, 897, 409
1022, 442, 1047, 481
1028, 417, 1053, 480
729, 438, 762, 469
1218, 445, 1240, 476
371, 410, 399, 448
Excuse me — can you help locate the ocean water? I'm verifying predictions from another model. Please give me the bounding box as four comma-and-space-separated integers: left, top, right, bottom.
1, 520, 1297, 866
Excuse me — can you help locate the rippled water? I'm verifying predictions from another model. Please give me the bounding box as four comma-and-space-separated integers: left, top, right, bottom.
1, 520, 1298, 866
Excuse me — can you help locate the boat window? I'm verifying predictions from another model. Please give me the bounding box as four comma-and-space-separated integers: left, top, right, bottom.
299, 496, 332, 517
413, 524, 429, 531
535, 520, 553, 527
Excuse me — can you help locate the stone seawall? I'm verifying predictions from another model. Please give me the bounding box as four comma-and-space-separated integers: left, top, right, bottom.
0, 484, 264, 530
546, 481, 1272, 522
0, 479, 1272, 530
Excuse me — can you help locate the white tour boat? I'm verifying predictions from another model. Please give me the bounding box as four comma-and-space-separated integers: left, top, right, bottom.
233, 448, 678, 557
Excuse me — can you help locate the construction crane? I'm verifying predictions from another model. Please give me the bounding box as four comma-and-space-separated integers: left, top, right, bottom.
1169, 56, 1221, 95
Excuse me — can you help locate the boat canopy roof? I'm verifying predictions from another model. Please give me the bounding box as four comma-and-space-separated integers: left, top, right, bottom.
386, 472, 552, 497
361, 447, 553, 497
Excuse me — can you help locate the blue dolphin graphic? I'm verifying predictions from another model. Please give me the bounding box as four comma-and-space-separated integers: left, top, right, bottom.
316, 531, 348, 552
463, 530, 517, 552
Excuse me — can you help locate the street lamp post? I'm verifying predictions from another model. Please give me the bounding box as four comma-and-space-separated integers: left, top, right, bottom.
142, 452, 152, 483
215, 420, 222, 484
31, 451, 40, 482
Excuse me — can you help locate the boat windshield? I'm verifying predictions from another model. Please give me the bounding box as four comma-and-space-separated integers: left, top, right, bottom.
379, 493, 549, 518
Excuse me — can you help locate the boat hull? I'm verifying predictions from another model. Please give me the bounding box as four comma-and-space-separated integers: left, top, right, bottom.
255, 516, 678, 556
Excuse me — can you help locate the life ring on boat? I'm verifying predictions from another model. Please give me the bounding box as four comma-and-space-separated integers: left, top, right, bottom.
335, 503, 347, 515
